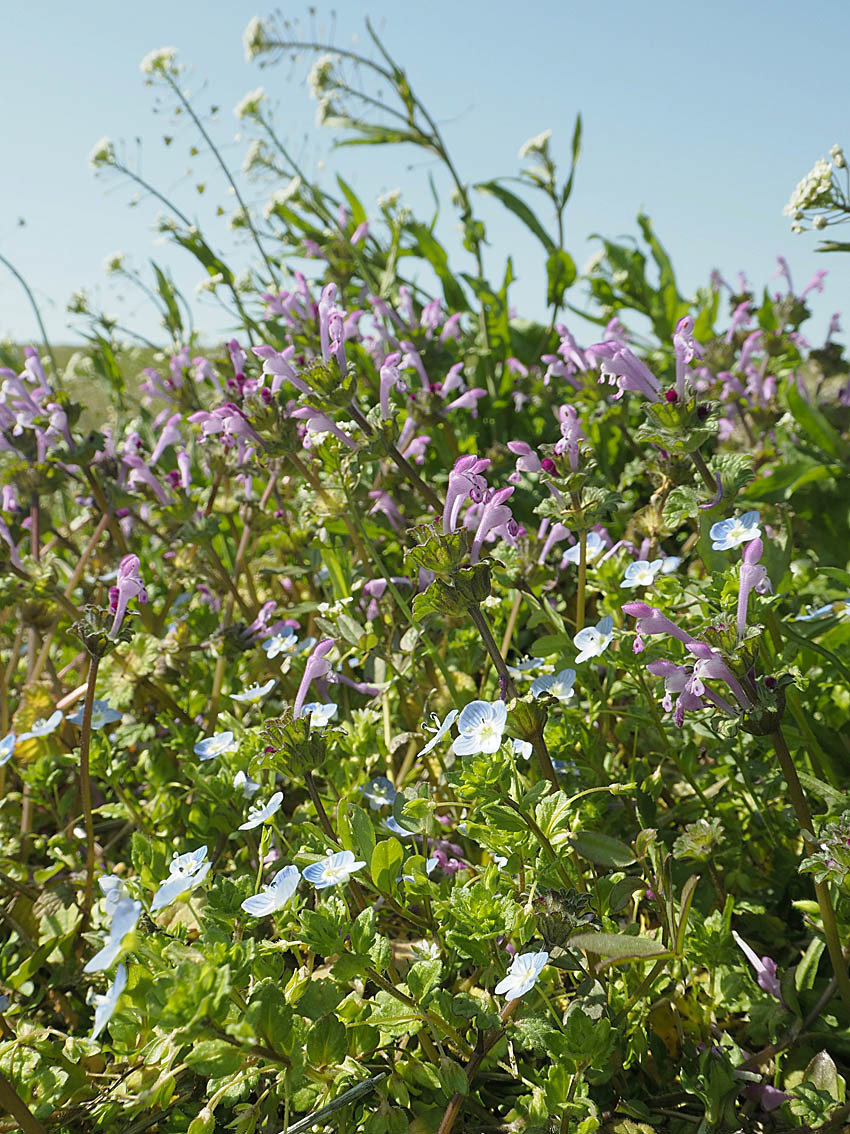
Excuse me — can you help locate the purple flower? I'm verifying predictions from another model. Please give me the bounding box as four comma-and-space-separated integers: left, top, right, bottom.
443, 455, 490, 533
108, 555, 147, 639
293, 639, 335, 719
470, 486, 515, 564
588, 341, 661, 403
732, 930, 782, 1001
379, 352, 404, 418
736, 537, 773, 636
672, 315, 702, 401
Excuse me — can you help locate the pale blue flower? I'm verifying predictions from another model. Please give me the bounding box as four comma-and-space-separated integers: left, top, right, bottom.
150, 846, 211, 912
620, 559, 665, 589
0, 733, 15, 766
507, 656, 546, 681
563, 530, 606, 565
84, 897, 141, 973
385, 815, 417, 839
417, 709, 458, 756
451, 700, 508, 756
98, 874, 127, 916
492, 854, 508, 868
660, 556, 681, 574
494, 950, 549, 999
361, 776, 396, 809
302, 849, 366, 889
512, 738, 533, 760
426, 856, 439, 874
300, 701, 338, 728
709, 510, 761, 551
795, 598, 849, 622
68, 700, 122, 730
234, 769, 261, 797
263, 628, 299, 658
230, 679, 276, 703
18, 709, 63, 741
241, 864, 300, 916
530, 668, 576, 702
90, 963, 127, 1041
238, 791, 284, 830
573, 616, 614, 664
194, 730, 238, 760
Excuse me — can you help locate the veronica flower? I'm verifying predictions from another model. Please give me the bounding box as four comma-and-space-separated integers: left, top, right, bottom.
150, 846, 211, 912
736, 537, 773, 635
241, 865, 300, 916
90, 963, 127, 1041
230, 679, 276, 703
417, 709, 459, 757
194, 730, 239, 761
293, 639, 335, 719
507, 656, 546, 681
621, 559, 666, 589
234, 769, 261, 798
709, 510, 761, 551
263, 628, 300, 659
573, 616, 614, 664
238, 791, 284, 830
495, 950, 549, 1000
451, 700, 508, 756
299, 702, 338, 728
98, 875, 127, 916
68, 700, 122, 731
732, 930, 782, 1001
0, 733, 16, 765
531, 668, 576, 703
302, 849, 366, 890
385, 815, 417, 839
563, 530, 606, 565
18, 710, 63, 742
108, 554, 147, 640
660, 556, 681, 574
84, 897, 142, 973
512, 738, 533, 760
361, 775, 397, 809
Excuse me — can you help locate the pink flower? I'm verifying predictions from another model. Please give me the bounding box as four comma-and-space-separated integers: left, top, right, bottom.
294, 639, 335, 719
108, 555, 147, 639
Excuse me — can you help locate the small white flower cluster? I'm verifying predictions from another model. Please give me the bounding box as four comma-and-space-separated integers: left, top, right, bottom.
308, 53, 338, 99
242, 139, 268, 175
263, 177, 302, 219
831, 143, 846, 169
102, 252, 125, 275
784, 155, 836, 232
195, 273, 224, 295
139, 46, 179, 77
234, 86, 265, 120
243, 17, 270, 62
377, 188, 401, 210
88, 136, 115, 170
518, 129, 551, 160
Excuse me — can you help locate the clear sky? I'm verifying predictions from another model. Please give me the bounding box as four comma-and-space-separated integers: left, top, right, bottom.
3, 0, 850, 347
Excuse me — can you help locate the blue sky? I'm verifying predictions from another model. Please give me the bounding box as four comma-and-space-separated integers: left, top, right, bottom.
3, 0, 849, 347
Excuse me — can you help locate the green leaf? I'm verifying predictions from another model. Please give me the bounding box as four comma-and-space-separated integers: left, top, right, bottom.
607, 876, 647, 913
569, 931, 668, 962
407, 958, 442, 1002
546, 248, 577, 306
335, 175, 367, 227
306, 1012, 347, 1067
368, 989, 423, 1038
350, 803, 377, 866
474, 180, 555, 253
786, 381, 844, 458
184, 1039, 242, 1078
571, 831, 635, 868
370, 837, 404, 893
674, 875, 700, 957
409, 221, 469, 312
795, 937, 826, 992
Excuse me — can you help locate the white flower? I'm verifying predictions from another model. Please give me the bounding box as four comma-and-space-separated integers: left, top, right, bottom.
377, 189, 401, 209
230, 679, 276, 703
512, 738, 533, 760
709, 510, 761, 551
573, 616, 614, 664
69, 700, 122, 730
263, 629, 298, 658
831, 143, 846, 169
518, 129, 552, 159
150, 846, 211, 912
530, 667, 576, 703
98, 875, 127, 916
361, 776, 396, 809
90, 963, 127, 1041
620, 559, 665, 589
139, 46, 179, 76
302, 849, 366, 890
563, 530, 606, 565
417, 709, 459, 757
88, 136, 115, 169
451, 700, 508, 756
241, 865, 300, 916
263, 178, 302, 219
243, 16, 269, 62
813, 215, 827, 230
18, 710, 63, 741
299, 702, 338, 728
494, 950, 549, 999
234, 769, 261, 797
234, 86, 265, 119
242, 139, 267, 174
784, 157, 834, 216
0, 733, 16, 766
238, 791, 284, 830
308, 54, 338, 99
195, 273, 224, 295
84, 897, 141, 973
102, 252, 125, 274
194, 730, 238, 761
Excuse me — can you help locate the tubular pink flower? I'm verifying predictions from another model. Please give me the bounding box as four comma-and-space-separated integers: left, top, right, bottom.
736, 537, 772, 636
252, 345, 311, 395
379, 352, 403, 419
150, 413, 183, 465
471, 486, 514, 564
588, 341, 661, 403
686, 641, 751, 710
108, 554, 147, 639
443, 456, 490, 533
622, 603, 697, 646
672, 315, 702, 401
294, 639, 335, 719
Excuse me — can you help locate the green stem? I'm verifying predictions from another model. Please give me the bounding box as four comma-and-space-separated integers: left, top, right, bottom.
78, 654, 101, 929
0, 251, 59, 380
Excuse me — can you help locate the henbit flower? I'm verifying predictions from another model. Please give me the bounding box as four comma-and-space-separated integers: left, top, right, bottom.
299, 702, 338, 728
736, 537, 773, 635
672, 315, 703, 401
230, 679, 276, 703
293, 639, 335, 719
194, 730, 239, 761
555, 404, 586, 471
470, 486, 515, 564
622, 602, 697, 653
494, 950, 549, 999
417, 709, 459, 757
18, 709, 63, 741
302, 849, 366, 890
573, 616, 614, 664
685, 641, 752, 711
531, 668, 577, 703
150, 846, 211, 913
379, 352, 404, 418
233, 770, 261, 798
451, 700, 508, 756
83, 897, 142, 973
90, 963, 127, 1041
443, 455, 490, 533
241, 865, 301, 916
361, 776, 397, 810
620, 559, 666, 589
732, 931, 782, 1001
0, 733, 15, 766
589, 341, 661, 403
710, 510, 761, 551
238, 791, 284, 831
108, 554, 147, 640
68, 700, 122, 731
